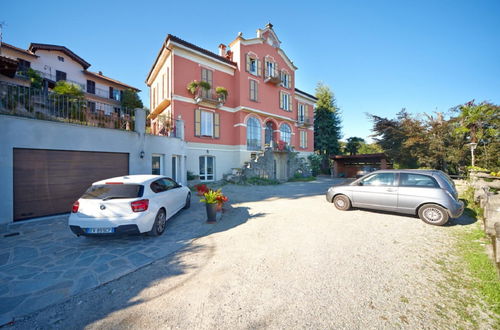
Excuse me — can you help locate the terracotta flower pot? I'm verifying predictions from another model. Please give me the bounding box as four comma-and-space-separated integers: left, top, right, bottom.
206, 203, 217, 223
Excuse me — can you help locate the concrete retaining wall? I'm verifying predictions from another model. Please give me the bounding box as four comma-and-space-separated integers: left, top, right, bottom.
0, 110, 186, 225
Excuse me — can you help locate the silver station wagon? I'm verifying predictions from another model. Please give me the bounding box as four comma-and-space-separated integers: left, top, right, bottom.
326, 169, 464, 226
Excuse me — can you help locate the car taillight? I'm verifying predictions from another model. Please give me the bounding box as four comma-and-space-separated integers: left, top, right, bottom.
72, 201, 79, 213
131, 199, 149, 212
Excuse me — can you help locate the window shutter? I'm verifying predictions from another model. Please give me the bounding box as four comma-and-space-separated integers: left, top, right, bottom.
255, 81, 258, 101
304, 131, 307, 147
214, 113, 220, 138
257, 59, 261, 76
289, 74, 293, 89
305, 105, 309, 118
288, 95, 292, 111
246, 54, 251, 72
279, 91, 283, 109
195, 109, 201, 137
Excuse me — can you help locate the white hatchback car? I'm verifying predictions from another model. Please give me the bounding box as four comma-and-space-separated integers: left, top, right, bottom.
69, 175, 191, 237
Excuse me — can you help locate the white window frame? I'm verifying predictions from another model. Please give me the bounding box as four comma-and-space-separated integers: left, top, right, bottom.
199, 155, 215, 181
201, 110, 214, 136
249, 58, 257, 75
281, 92, 290, 111
249, 79, 258, 101
152, 154, 164, 175
298, 103, 305, 122
300, 130, 307, 148
280, 123, 292, 144
246, 116, 261, 150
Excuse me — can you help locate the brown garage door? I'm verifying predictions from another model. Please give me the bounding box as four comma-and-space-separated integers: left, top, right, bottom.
14, 149, 129, 221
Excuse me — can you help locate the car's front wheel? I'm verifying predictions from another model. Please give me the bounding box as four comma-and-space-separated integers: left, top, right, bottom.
183, 193, 191, 209
149, 209, 167, 236
333, 194, 351, 211
418, 204, 449, 226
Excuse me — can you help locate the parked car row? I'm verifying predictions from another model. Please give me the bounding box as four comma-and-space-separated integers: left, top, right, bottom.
326, 169, 464, 226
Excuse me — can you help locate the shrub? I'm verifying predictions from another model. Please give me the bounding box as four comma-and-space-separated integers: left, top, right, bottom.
308, 154, 322, 176
245, 177, 280, 185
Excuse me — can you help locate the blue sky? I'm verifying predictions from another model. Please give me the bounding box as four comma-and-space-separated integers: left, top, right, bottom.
3, 0, 499, 141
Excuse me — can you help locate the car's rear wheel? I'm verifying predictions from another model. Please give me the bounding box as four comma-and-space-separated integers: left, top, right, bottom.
418, 204, 449, 226
149, 209, 167, 236
333, 194, 351, 211
183, 193, 191, 209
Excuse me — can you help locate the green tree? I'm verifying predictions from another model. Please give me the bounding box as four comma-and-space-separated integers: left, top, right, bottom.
358, 142, 383, 154
314, 83, 342, 172
27, 68, 43, 89
453, 101, 500, 171
368, 109, 418, 168
52, 81, 84, 100
344, 137, 365, 155
121, 89, 143, 110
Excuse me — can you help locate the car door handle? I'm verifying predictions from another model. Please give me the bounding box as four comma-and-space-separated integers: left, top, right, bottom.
385, 188, 397, 192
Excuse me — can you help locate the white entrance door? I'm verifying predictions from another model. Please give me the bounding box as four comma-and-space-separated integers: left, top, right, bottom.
152, 154, 163, 175
199, 156, 215, 181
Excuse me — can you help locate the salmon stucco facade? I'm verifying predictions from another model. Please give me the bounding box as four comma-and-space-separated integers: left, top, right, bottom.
146, 23, 317, 181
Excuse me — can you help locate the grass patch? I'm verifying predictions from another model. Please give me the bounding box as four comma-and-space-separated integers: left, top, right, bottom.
288, 176, 316, 182
455, 225, 500, 316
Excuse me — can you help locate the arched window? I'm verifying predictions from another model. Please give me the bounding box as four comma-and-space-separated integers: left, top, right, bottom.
246, 117, 261, 150
280, 123, 291, 144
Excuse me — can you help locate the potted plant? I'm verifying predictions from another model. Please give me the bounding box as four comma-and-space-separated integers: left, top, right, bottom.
215, 192, 229, 211
194, 183, 209, 196
200, 189, 221, 223
215, 86, 228, 103
187, 80, 200, 95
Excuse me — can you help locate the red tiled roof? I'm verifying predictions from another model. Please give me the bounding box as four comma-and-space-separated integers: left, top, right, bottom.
29, 43, 91, 69
295, 88, 317, 101
146, 34, 237, 83
0, 42, 38, 57
83, 70, 140, 91
167, 35, 237, 66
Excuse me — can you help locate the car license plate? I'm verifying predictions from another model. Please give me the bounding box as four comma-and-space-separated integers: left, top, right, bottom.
85, 227, 115, 234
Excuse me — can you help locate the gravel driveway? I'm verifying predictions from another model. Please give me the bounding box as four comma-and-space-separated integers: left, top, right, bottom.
8, 177, 489, 329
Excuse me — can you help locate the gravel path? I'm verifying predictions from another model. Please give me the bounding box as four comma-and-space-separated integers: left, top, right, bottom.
8, 177, 490, 329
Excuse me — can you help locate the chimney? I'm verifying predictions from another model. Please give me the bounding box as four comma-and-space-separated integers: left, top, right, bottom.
218, 44, 226, 56
225, 50, 233, 61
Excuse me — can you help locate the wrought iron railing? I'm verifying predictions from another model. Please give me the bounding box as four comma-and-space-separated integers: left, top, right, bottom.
0, 82, 135, 131
297, 116, 313, 126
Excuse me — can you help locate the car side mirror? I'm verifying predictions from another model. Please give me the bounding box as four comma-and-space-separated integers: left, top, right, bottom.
358, 182, 364, 186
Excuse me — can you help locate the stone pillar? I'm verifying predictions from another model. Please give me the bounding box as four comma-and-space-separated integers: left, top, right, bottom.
176, 119, 185, 140
134, 108, 146, 134
381, 158, 387, 169
332, 160, 338, 178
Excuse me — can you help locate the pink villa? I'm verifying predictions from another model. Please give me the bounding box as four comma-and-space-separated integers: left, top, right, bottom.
146, 23, 316, 181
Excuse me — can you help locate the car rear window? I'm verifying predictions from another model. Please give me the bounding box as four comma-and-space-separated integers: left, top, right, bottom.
81, 184, 144, 200
400, 173, 439, 188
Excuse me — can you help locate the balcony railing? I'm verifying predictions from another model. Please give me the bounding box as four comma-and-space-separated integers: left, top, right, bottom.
297, 116, 313, 126
194, 90, 225, 107
264, 66, 281, 85
0, 82, 134, 131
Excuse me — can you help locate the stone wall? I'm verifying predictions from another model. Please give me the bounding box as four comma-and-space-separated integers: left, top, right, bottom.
470, 172, 500, 268
225, 147, 311, 182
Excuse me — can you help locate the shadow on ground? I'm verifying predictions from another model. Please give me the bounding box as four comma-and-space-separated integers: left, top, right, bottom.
6, 204, 265, 329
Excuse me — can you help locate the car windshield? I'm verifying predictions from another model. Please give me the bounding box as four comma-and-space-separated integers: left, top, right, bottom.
81, 184, 144, 200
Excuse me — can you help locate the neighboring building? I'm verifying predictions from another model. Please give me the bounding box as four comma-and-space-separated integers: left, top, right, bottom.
0, 42, 140, 113
146, 23, 317, 181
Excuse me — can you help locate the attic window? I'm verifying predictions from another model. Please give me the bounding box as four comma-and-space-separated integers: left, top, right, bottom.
58, 56, 64, 62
